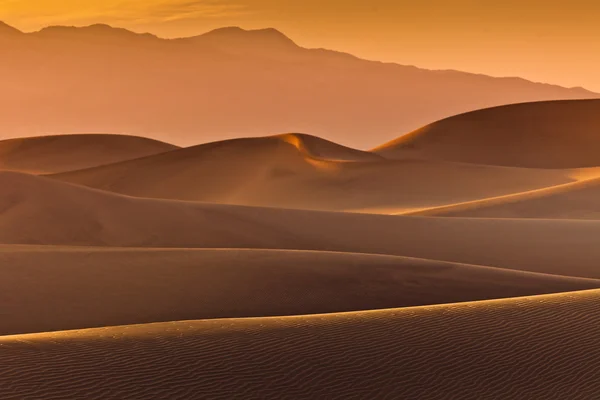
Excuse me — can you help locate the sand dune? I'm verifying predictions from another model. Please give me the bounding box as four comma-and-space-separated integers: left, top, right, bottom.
376, 99, 600, 168
2, 289, 600, 399
3, 22, 600, 400
3, 98, 600, 398
50, 136, 574, 212
0, 134, 177, 174
4, 171, 600, 279
276, 133, 383, 161
414, 175, 600, 219
3, 246, 597, 335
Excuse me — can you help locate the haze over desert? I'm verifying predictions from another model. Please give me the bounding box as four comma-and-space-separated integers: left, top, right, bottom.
0, 21, 597, 148
2, 6, 600, 399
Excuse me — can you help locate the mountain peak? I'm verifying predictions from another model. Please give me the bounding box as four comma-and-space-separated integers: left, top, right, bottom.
197, 26, 298, 49
0, 21, 23, 35
36, 23, 156, 39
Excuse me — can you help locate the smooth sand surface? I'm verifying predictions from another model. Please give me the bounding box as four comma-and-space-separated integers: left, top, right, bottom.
375, 99, 600, 168
50, 135, 575, 212
4, 172, 600, 279
3, 246, 598, 335
0, 134, 177, 174
2, 289, 600, 399
277, 133, 383, 161
415, 175, 600, 219
4, 97, 600, 399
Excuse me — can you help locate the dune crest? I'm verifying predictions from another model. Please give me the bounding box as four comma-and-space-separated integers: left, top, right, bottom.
2, 11, 600, 400
276, 133, 383, 162
376, 99, 600, 168
2, 289, 600, 399
4, 171, 600, 280
0, 134, 177, 174
2, 95, 600, 399
50, 134, 575, 212
3, 246, 598, 336
411, 174, 600, 219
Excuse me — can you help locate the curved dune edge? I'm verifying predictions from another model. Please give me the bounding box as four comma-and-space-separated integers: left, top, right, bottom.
275, 133, 383, 162
3, 246, 600, 336
374, 99, 600, 168
49, 141, 576, 212
410, 174, 600, 219
401, 172, 600, 217
7, 171, 600, 279
0, 133, 178, 174
3, 286, 598, 339
2, 288, 600, 399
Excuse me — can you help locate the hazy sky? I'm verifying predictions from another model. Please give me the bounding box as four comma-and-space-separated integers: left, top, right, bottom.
2, 0, 599, 91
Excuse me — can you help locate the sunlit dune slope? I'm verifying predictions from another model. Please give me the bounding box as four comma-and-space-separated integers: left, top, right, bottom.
2, 289, 600, 399
4, 171, 600, 278
276, 133, 383, 161
50, 135, 574, 212
3, 246, 598, 336
414, 174, 600, 219
0, 134, 178, 174
375, 99, 600, 168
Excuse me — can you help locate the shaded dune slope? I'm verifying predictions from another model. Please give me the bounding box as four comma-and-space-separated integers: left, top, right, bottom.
375, 99, 600, 168
51, 136, 326, 205
2, 289, 600, 399
3, 97, 600, 400
50, 136, 575, 212
0, 134, 178, 174
416, 175, 600, 219
2, 246, 598, 336
4, 172, 600, 279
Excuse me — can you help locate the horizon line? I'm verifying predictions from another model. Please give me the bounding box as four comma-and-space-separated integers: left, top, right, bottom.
0, 19, 596, 94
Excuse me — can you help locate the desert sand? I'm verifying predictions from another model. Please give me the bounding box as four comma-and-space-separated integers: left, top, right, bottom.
0, 134, 177, 174
51, 134, 576, 212
2, 290, 600, 399
413, 175, 600, 219
4, 246, 599, 336
6, 171, 600, 279
3, 98, 600, 399
375, 99, 600, 168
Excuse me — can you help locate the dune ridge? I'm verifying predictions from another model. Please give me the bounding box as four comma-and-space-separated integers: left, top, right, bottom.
2, 288, 600, 399
0, 133, 178, 174
375, 99, 600, 168
4, 97, 600, 398
404, 170, 600, 217
50, 135, 575, 212
44, 100, 600, 213
2, 246, 598, 336
414, 175, 600, 219
275, 133, 383, 161
4, 171, 600, 279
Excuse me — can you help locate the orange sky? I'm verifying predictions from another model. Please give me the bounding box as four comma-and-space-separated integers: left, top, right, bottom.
2, 0, 599, 91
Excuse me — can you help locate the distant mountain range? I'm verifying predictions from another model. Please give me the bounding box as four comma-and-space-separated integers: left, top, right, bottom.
0, 22, 597, 148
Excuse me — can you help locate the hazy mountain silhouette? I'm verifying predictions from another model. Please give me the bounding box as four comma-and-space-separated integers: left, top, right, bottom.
0, 21, 22, 36
0, 22, 596, 147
